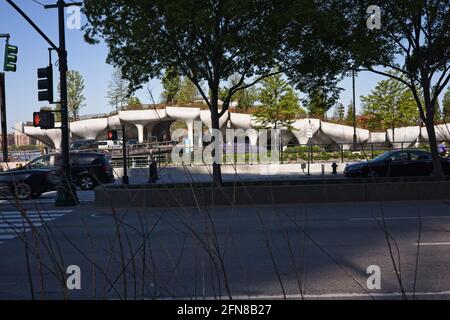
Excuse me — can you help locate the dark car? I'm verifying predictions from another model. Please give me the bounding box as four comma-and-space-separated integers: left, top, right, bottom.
344, 149, 450, 178
24, 152, 115, 190
70, 139, 98, 152
0, 169, 60, 200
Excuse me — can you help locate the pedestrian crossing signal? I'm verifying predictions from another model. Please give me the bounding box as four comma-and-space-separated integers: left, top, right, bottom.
108, 130, 118, 140
33, 111, 55, 129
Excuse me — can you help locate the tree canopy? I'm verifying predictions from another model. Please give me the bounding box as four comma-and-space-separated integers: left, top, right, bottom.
253, 73, 302, 130
361, 76, 419, 131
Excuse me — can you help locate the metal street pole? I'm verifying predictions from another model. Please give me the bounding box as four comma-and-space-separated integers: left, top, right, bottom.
6, 0, 81, 206
51, 0, 79, 206
0, 73, 8, 162
122, 125, 129, 185
352, 68, 357, 148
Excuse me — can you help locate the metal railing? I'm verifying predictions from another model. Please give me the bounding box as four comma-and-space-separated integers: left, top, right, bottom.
73, 140, 440, 169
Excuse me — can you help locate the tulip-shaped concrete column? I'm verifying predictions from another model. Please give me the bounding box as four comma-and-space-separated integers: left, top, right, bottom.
166, 107, 201, 150
70, 118, 109, 140
119, 109, 168, 143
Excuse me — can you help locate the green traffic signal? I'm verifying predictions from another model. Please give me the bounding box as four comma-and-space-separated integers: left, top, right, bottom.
3, 44, 18, 72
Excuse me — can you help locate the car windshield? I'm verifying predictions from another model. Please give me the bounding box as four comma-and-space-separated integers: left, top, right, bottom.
372, 151, 393, 161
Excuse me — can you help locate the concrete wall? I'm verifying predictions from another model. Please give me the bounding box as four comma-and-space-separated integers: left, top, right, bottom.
95, 179, 450, 208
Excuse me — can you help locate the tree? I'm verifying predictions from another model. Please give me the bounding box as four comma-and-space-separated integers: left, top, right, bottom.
361, 76, 419, 131
57, 70, 85, 121
125, 96, 142, 110
334, 103, 346, 121
84, 0, 355, 184
345, 101, 355, 124
253, 73, 301, 130
305, 88, 335, 120
443, 86, 450, 119
161, 67, 181, 105
349, 0, 450, 177
106, 68, 129, 112
177, 77, 198, 105
220, 73, 258, 111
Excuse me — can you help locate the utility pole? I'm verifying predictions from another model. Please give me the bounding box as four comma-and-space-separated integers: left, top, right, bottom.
352, 68, 357, 147
6, 0, 82, 206
0, 73, 7, 162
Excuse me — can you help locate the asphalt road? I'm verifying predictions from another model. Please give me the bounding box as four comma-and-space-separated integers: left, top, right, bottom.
0, 192, 450, 300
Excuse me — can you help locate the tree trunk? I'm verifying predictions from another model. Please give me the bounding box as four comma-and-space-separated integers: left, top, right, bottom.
425, 117, 445, 179
210, 89, 223, 185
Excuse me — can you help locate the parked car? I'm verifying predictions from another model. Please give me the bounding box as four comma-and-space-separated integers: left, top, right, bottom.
344, 149, 450, 178
70, 139, 98, 151
0, 169, 60, 200
24, 152, 115, 190
98, 140, 123, 151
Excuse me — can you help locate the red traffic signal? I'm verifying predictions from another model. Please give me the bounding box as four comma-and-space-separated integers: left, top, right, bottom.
33, 112, 55, 129
107, 130, 118, 140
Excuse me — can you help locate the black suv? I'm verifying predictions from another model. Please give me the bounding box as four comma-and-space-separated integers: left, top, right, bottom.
25, 152, 115, 190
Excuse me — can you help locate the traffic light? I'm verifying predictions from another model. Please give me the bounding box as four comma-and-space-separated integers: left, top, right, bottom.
33, 112, 55, 129
107, 130, 118, 140
37, 66, 54, 103
3, 43, 18, 72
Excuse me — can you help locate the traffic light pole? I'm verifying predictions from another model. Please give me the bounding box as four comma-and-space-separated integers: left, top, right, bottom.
0, 73, 8, 163
6, 0, 82, 206
53, 0, 78, 206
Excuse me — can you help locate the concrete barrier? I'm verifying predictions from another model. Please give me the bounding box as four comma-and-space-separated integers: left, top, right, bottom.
94, 178, 450, 208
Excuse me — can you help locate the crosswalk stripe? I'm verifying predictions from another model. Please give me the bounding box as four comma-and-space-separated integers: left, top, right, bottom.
0, 219, 56, 224
0, 223, 43, 228
0, 210, 73, 215
0, 213, 65, 217
0, 229, 30, 234
0, 235, 16, 240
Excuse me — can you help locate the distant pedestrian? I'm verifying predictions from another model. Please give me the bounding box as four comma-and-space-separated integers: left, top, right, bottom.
438, 141, 448, 157
148, 157, 159, 183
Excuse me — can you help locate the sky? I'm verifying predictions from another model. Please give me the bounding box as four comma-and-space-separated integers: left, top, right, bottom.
0, 1, 439, 133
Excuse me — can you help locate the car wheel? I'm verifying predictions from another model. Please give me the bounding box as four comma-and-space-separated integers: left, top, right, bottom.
79, 175, 95, 190
14, 182, 32, 200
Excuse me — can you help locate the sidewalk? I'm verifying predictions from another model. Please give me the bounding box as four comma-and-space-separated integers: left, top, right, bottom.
111, 163, 346, 184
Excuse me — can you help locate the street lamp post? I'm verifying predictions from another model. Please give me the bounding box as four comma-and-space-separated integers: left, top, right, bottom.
352, 68, 357, 147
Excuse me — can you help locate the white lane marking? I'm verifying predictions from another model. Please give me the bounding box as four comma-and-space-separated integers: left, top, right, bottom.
0, 215, 64, 220
0, 223, 42, 228
413, 242, 450, 246
0, 229, 30, 234
0, 235, 15, 240
350, 216, 450, 221
181, 290, 450, 300
0, 210, 73, 215
0, 218, 56, 223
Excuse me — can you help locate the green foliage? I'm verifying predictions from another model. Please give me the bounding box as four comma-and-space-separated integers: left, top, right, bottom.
443, 87, 450, 119
332, 103, 345, 121
361, 76, 419, 131
161, 67, 181, 105
177, 77, 198, 105
57, 70, 85, 121
106, 68, 129, 111
305, 88, 335, 119
220, 74, 258, 112
345, 101, 354, 123
253, 73, 302, 129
